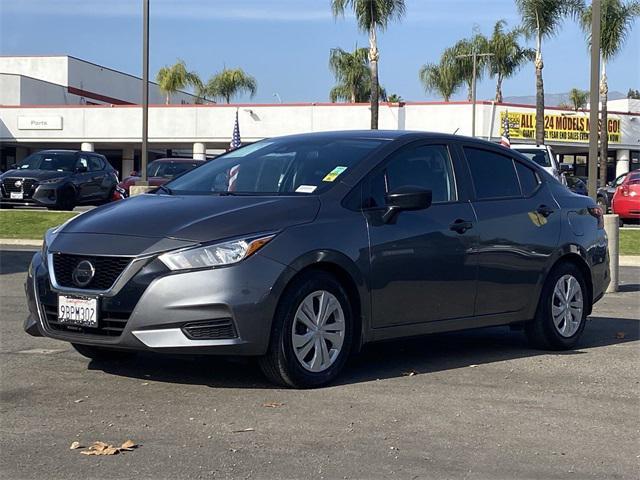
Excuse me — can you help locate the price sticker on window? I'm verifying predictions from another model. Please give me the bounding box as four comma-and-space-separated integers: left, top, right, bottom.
322, 166, 348, 182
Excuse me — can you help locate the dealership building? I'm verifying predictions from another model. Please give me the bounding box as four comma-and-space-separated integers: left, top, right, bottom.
1, 55, 639, 179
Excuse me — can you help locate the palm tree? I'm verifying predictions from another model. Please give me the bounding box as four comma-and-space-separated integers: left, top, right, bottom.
205, 68, 257, 104
155, 60, 203, 104
568, 87, 589, 111
445, 33, 490, 101
387, 93, 403, 103
487, 20, 535, 103
331, 0, 406, 129
419, 58, 461, 102
516, 0, 585, 144
581, 0, 639, 183
329, 47, 371, 103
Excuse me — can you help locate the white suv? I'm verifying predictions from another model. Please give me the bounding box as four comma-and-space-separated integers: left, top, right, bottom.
512, 144, 569, 185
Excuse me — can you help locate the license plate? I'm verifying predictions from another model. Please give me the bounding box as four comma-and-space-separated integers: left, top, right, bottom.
58, 295, 98, 327
10, 192, 23, 200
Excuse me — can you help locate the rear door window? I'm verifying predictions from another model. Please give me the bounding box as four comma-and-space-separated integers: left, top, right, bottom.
514, 161, 540, 197
464, 147, 520, 200
88, 156, 104, 171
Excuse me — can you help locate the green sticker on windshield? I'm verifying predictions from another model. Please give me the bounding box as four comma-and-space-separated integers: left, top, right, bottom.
323, 166, 348, 182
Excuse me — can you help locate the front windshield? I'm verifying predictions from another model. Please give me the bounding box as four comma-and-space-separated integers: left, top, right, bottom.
166, 137, 386, 195
148, 161, 199, 178
516, 149, 551, 168
18, 152, 77, 172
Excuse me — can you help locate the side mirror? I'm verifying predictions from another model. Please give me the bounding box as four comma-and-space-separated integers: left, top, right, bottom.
381, 187, 432, 223
10, 163, 17, 169
76, 165, 88, 173
559, 164, 573, 173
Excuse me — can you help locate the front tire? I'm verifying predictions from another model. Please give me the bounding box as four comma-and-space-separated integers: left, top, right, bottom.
525, 262, 588, 350
72, 343, 135, 361
259, 272, 353, 388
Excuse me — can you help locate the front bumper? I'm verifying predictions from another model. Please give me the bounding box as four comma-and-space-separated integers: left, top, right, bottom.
1, 185, 63, 207
24, 249, 293, 356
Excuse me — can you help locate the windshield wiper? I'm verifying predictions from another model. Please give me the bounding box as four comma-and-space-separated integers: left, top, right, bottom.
156, 185, 173, 195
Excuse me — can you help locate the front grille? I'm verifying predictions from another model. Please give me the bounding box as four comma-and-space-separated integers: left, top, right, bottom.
42, 303, 129, 337
182, 320, 237, 340
52, 254, 131, 290
2, 177, 37, 198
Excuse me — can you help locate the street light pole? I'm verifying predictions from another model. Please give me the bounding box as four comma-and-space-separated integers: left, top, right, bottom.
588, 0, 601, 201
141, 0, 149, 183
456, 51, 493, 138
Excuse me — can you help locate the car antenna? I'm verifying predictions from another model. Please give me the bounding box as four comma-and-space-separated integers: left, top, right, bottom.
452, 128, 460, 135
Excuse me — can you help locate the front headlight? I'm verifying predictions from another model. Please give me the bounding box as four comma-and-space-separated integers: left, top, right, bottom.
158, 234, 275, 271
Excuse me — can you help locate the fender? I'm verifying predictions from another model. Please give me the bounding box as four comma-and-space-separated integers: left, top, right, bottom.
264, 249, 371, 352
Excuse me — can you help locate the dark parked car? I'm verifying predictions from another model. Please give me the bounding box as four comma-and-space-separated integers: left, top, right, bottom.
0, 150, 118, 210
25, 132, 609, 388
566, 176, 588, 196
596, 173, 627, 212
114, 158, 205, 199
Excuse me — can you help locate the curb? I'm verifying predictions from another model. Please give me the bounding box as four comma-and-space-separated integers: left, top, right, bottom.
619, 256, 640, 267
0, 238, 42, 247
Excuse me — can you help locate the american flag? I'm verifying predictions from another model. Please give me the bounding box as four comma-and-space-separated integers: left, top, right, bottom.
500, 111, 511, 148
230, 110, 241, 150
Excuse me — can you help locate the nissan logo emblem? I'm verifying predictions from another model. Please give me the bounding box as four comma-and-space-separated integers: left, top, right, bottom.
72, 260, 95, 288
14, 180, 23, 188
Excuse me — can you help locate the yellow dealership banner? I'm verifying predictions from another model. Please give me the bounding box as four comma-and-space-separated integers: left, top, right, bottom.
500, 111, 621, 143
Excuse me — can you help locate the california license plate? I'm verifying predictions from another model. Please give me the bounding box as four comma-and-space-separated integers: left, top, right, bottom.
58, 295, 98, 327
10, 192, 23, 200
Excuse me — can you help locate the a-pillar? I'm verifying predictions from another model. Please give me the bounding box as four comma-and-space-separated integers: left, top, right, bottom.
122, 147, 135, 177
615, 149, 630, 178
193, 142, 206, 161
80, 142, 94, 152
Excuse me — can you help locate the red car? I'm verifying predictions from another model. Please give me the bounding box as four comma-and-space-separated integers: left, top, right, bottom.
114, 158, 205, 199
611, 171, 640, 224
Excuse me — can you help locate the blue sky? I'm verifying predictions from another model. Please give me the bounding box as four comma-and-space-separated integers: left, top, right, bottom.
1, 0, 638, 103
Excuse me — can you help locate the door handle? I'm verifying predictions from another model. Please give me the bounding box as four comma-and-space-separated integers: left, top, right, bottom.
536, 205, 554, 217
450, 219, 473, 234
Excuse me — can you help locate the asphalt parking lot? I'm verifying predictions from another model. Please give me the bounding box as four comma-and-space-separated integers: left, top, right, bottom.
1, 249, 638, 480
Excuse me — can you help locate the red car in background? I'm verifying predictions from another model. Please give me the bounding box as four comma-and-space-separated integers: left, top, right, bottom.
114, 158, 205, 199
611, 171, 640, 224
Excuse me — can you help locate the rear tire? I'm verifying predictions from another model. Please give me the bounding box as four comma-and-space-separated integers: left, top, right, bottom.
72, 343, 135, 361
259, 271, 353, 388
525, 262, 588, 350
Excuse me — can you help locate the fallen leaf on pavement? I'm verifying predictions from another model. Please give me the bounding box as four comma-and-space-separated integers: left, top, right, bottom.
616, 332, 626, 339
69, 441, 83, 450
79, 440, 139, 456
401, 370, 417, 376
232, 428, 255, 433
262, 402, 285, 408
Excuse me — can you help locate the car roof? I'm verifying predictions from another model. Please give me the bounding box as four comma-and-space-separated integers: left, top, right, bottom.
511, 144, 547, 150
151, 157, 204, 163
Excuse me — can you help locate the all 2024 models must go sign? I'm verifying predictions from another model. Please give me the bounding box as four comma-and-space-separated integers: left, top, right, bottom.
500, 111, 621, 143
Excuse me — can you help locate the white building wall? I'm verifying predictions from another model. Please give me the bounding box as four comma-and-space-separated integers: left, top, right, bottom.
0, 56, 69, 87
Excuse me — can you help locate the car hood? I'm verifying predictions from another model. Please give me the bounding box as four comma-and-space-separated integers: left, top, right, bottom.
0, 169, 70, 181
60, 193, 321, 244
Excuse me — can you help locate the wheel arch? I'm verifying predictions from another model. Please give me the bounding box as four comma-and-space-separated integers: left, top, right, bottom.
543, 249, 594, 316
272, 250, 369, 354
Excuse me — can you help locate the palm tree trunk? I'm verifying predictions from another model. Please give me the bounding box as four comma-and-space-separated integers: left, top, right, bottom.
534, 31, 545, 145
495, 76, 503, 103
599, 61, 609, 184
166, 93, 170, 105
369, 24, 379, 130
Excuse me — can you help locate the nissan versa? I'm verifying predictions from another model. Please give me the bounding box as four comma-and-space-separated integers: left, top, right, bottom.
24, 131, 609, 388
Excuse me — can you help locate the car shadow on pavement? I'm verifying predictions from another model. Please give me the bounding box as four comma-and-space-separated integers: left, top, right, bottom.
90, 315, 639, 389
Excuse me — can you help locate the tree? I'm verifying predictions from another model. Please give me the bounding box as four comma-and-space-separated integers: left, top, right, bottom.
329, 47, 371, 103
487, 20, 535, 103
205, 68, 257, 104
419, 58, 462, 102
155, 60, 203, 104
628, 88, 640, 99
516, 0, 585, 144
444, 33, 490, 101
331, 0, 406, 129
582, 0, 639, 183
387, 93, 403, 103
568, 87, 589, 111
